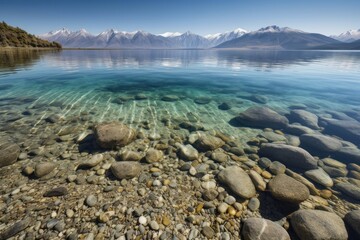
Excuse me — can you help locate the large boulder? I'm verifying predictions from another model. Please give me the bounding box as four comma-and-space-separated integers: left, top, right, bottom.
290, 210, 348, 240
241, 218, 290, 240
268, 174, 309, 203
111, 162, 142, 180
285, 124, 315, 136
300, 134, 342, 153
234, 106, 289, 129
333, 147, 360, 165
218, 166, 256, 199
0, 141, 20, 168
304, 168, 333, 187
322, 118, 360, 145
289, 110, 320, 129
344, 210, 360, 238
94, 122, 136, 149
335, 182, 360, 201
259, 143, 318, 170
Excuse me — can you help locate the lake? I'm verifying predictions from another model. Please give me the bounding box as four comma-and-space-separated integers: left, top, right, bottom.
0, 49, 360, 239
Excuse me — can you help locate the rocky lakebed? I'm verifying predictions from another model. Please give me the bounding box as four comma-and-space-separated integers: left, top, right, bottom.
0, 92, 360, 240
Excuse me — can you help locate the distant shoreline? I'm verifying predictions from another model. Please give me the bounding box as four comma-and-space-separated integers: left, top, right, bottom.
1, 47, 359, 52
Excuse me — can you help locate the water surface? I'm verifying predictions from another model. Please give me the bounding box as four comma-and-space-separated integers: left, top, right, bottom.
1, 49, 359, 143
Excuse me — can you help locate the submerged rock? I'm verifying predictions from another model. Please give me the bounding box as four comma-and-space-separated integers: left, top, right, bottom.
241, 218, 290, 240
322, 165, 348, 177
34, 162, 56, 178
322, 118, 360, 145
94, 122, 136, 149
218, 102, 231, 110
259, 143, 318, 170
211, 151, 229, 163
335, 182, 360, 201
268, 174, 309, 203
249, 170, 266, 191
344, 210, 360, 238
218, 166, 256, 199
119, 150, 142, 161
111, 161, 142, 180
300, 133, 342, 153
249, 94, 268, 104
285, 124, 314, 135
285, 169, 320, 196
0, 141, 20, 168
78, 154, 104, 169
291, 210, 348, 240
304, 168, 333, 187
194, 97, 211, 104
0, 217, 31, 239
134, 93, 148, 100
333, 147, 360, 165
194, 133, 224, 151
289, 109, 320, 129
234, 106, 289, 129
161, 95, 179, 102
178, 144, 199, 161
145, 148, 163, 163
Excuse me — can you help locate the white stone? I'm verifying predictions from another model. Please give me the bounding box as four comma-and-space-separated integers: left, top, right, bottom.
139, 216, 147, 225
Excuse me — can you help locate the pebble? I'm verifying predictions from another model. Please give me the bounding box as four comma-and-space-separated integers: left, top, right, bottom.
162, 215, 171, 226
67, 175, 77, 182
85, 195, 97, 207
153, 179, 162, 187
218, 203, 229, 213
149, 220, 160, 230
224, 196, 236, 205
139, 216, 147, 225
66, 209, 74, 218
248, 197, 260, 211
189, 166, 197, 176
202, 226, 215, 238
201, 181, 216, 190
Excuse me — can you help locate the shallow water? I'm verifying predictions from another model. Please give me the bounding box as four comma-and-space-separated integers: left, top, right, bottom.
0, 49, 360, 143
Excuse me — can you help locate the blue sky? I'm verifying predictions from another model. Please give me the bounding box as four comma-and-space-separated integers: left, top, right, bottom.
1, 0, 359, 36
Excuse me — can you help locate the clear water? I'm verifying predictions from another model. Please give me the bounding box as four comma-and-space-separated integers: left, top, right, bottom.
0, 49, 360, 144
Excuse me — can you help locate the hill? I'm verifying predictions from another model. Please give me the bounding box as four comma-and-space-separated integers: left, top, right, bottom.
0, 21, 61, 48
215, 26, 340, 50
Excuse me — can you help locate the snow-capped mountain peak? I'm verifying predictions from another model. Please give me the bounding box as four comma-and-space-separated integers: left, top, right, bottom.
44, 28, 72, 36
158, 32, 182, 37
233, 28, 248, 34
253, 25, 303, 34
332, 29, 360, 42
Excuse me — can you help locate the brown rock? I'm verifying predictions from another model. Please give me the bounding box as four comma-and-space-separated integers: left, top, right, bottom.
95, 122, 136, 149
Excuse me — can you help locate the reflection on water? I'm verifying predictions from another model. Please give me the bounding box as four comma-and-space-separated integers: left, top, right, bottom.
0, 49, 59, 74
28, 49, 360, 70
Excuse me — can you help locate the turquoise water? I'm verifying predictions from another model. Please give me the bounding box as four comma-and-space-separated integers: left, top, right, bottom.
0, 49, 360, 143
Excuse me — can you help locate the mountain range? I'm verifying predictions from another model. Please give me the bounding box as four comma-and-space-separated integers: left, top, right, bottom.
215, 26, 340, 50
39, 26, 360, 50
40, 28, 248, 49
